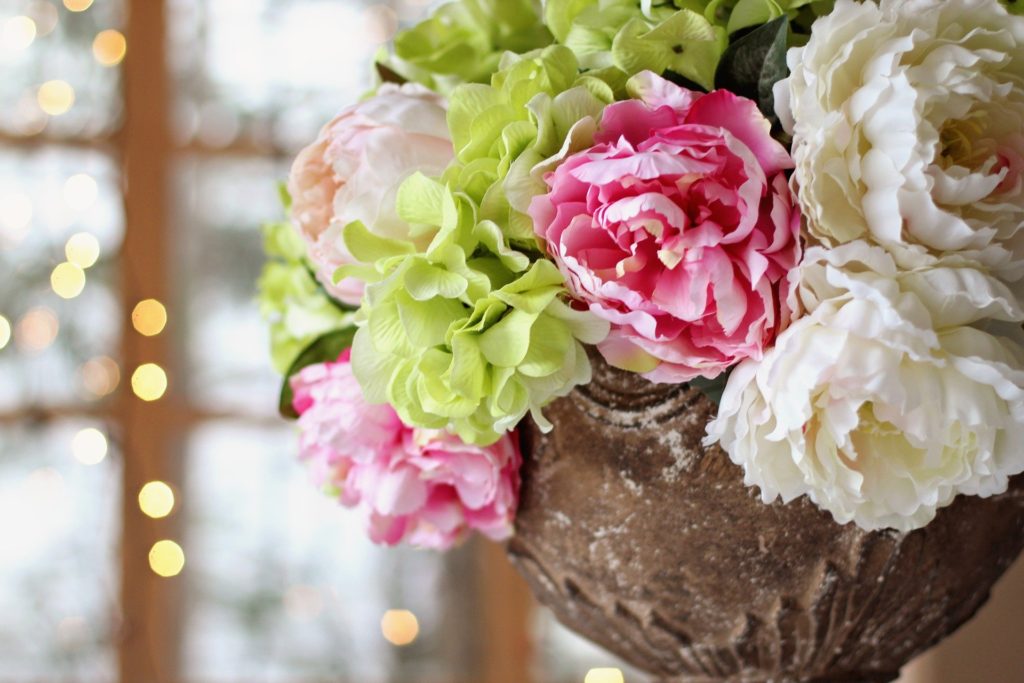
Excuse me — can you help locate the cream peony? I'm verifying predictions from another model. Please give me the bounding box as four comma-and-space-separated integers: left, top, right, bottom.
288, 84, 453, 305
777, 0, 1024, 285
706, 242, 1024, 532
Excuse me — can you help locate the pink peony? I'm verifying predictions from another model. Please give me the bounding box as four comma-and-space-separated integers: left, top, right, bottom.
529, 72, 801, 383
290, 350, 522, 549
288, 84, 453, 305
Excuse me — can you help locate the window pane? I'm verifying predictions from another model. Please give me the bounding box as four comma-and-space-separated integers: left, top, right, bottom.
183, 420, 470, 682
0, 419, 120, 680
0, 146, 123, 409
0, 0, 124, 138
173, 155, 284, 415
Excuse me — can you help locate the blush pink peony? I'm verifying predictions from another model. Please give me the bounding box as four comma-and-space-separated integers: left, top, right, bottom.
288, 83, 453, 306
290, 350, 522, 549
530, 71, 801, 383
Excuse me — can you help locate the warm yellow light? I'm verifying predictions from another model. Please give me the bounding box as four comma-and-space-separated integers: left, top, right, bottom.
131, 363, 168, 401
381, 609, 419, 646
149, 540, 185, 578
63, 0, 93, 11
585, 669, 625, 683
37, 80, 75, 116
65, 232, 100, 268
92, 29, 126, 66
72, 427, 108, 465
0, 315, 10, 350
131, 299, 167, 337
16, 307, 59, 352
80, 355, 120, 397
63, 174, 98, 211
2, 16, 37, 51
138, 481, 175, 519
51, 262, 86, 299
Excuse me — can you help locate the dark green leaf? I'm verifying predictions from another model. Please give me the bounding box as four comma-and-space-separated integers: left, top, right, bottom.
278, 327, 357, 419
689, 369, 731, 407
714, 15, 789, 126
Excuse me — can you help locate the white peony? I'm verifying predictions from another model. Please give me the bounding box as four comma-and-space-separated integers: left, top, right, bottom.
706, 242, 1024, 532
776, 0, 1024, 285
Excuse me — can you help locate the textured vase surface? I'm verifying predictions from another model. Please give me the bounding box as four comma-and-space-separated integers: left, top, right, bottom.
509, 354, 1024, 683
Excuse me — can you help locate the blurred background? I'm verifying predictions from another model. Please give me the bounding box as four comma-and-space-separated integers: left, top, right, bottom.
0, 1, 1021, 682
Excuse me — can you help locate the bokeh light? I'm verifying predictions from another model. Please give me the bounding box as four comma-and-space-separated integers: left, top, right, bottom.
149, 540, 185, 578
27, 1, 59, 36
81, 356, 121, 397
2, 16, 37, 51
65, 232, 101, 268
71, 428, 108, 465
37, 80, 75, 116
132, 299, 168, 337
380, 609, 419, 646
16, 306, 59, 352
585, 669, 625, 683
138, 481, 175, 519
63, 0, 93, 11
0, 315, 10, 350
362, 4, 398, 44
63, 173, 98, 211
51, 262, 86, 299
131, 363, 168, 401
92, 29, 126, 66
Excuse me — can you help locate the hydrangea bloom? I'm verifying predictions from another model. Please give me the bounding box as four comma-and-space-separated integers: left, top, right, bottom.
706, 242, 1024, 531
288, 83, 453, 305
291, 350, 522, 549
531, 71, 801, 382
777, 0, 1024, 285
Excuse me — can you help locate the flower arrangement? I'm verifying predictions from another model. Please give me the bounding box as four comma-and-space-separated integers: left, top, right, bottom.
261, 0, 1024, 548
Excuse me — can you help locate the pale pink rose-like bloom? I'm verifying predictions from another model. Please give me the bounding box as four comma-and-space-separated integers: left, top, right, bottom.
530, 71, 802, 383
290, 350, 522, 549
288, 83, 453, 305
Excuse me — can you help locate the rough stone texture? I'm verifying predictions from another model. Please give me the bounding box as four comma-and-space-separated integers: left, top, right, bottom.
508, 354, 1024, 683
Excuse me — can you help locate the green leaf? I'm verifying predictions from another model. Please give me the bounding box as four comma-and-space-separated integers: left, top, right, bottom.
342, 220, 415, 263
278, 327, 357, 419
689, 369, 732, 406
396, 173, 447, 227
714, 14, 789, 125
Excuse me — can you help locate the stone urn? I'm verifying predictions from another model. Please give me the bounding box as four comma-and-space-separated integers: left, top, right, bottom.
508, 354, 1024, 683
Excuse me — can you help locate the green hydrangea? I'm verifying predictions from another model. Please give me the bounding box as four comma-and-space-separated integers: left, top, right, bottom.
382, 0, 554, 93
258, 216, 353, 374
544, 0, 825, 89
444, 45, 613, 249
340, 174, 609, 446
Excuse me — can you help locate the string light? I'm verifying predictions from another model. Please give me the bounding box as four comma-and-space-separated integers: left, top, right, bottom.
80, 356, 120, 397
92, 29, 126, 66
16, 307, 58, 352
27, 2, 59, 37
2, 16, 37, 51
131, 299, 167, 336
585, 669, 625, 683
63, 0, 93, 11
37, 80, 75, 116
65, 232, 100, 268
71, 428, 108, 465
149, 540, 185, 578
63, 173, 98, 211
131, 363, 168, 401
0, 315, 10, 350
51, 262, 86, 299
380, 609, 419, 646
138, 481, 175, 519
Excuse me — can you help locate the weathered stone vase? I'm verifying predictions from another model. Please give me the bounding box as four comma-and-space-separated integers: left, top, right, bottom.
508, 354, 1024, 683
